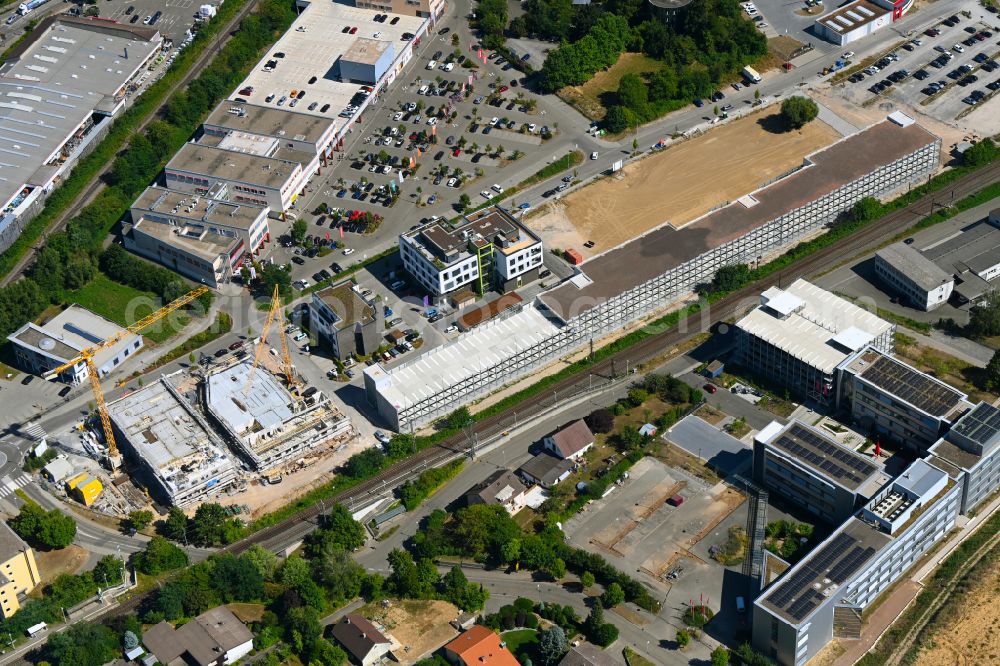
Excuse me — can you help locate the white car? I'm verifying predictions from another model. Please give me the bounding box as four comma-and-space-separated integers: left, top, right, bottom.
447, 177, 458, 187
953, 44, 965, 53
343, 248, 355, 255
491, 183, 503, 193
443, 62, 455, 72
842, 51, 855, 59
393, 112, 403, 121
375, 431, 391, 444
590, 151, 599, 160
427, 117, 437, 126
444, 325, 458, 333
480, 190, 491, 199
527, 123, 536, 133
491, 117, 499, 126
382, 165, 392, 174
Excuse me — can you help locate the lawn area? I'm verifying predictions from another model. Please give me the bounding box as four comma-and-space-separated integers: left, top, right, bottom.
501, 629, 540, 664
558, 52, 663, 120
65, 273, 190, 345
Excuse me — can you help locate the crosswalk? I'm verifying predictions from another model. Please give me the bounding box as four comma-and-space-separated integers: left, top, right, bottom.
0, 474, 30, 499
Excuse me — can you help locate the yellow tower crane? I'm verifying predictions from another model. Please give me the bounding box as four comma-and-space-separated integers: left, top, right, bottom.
244, 284, 296, 393
45, 286, 210, 468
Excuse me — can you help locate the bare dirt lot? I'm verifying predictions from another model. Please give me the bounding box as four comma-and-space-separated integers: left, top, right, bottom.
912, 557, 1000, 666
526, 113, 839, 257
359, 599, 460, 664
36, 544, 88, 583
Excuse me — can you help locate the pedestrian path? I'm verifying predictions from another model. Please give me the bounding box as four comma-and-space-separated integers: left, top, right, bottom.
0, 473, 31, 499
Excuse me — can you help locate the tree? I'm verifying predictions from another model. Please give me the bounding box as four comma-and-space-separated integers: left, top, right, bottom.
846, 196, 883, 225
984, 349, 1000, 392
602, 582, 625, 607
967, 291, 1000, 338
123, 630, 139, 651
344, 448, 386, 479
711, 646, 731, 666
134, 536, 188, 575
213, 553, 265, 602
162, 506, 188, 543
458, 193, 472, 212
585, 409, 614, 434
676, 628, 691, 649
125, 510, 153, 532
260, 262, 292, 299
617, 73, 648, 116
291, 218, 308, 244
308, 504, 366, 553
242, 544, 279, 581
584, 599, 605, 636
963, 137, 998, 167
580, 571, 595, 589
45, 622, 119, 666
190, 503, 230, 546
538, 625, 568, 665
703, 263, 752, 295
780, 96, 819, 130
93, 555, 124, 587
591, 622, 618, 647
603, 105, 630, 133
312, 543, 365, 602
9, 501, 76, 549
547, 557, 567, 580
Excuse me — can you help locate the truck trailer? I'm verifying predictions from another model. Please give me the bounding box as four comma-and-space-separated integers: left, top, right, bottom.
742, 65, 762, 83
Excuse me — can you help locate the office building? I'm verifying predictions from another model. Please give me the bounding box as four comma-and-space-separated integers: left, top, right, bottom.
107, 374, 239, 508
143, 606, 254, 666
838, 346, 970, 451
0, 521, 41, 619
0, 16, 162, 254
7, 305, 143, 384
753, 458, 959, 665
735, 280, 895, 405
753, 420, 888, 524
309, 283, 384, 360
814, 0, 910, 46
400, 206, 543, 297
125, 185, 270, 287
873, 242, 953, 310
929, 401, 1000, 514
205, 362, 352, 471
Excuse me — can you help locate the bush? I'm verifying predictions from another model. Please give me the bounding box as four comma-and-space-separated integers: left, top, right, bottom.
676, 628, 690, 649
399, 460, 463, 510
9, 500, 76, 549
134, 536, 189, 575
585, 409, 614, 434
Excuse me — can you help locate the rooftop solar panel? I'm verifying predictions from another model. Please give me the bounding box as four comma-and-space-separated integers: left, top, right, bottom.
859, 354, 964, 417
770, 423, 878, 490
952, 402, 1000, 445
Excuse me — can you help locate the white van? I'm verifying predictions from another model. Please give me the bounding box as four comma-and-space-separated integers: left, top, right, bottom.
426, 60, 437, 70
418, 84, 429, 95
27, 622, 47, 637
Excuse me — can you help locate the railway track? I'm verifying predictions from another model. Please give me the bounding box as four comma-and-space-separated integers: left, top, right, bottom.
0, 0, 264, 287
93, 162, 1000, 622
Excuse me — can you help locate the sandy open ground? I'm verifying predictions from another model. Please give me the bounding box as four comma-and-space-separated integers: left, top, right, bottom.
913, 557, 1000, 666
361, 599, 460, 664
526, 112, 839, 257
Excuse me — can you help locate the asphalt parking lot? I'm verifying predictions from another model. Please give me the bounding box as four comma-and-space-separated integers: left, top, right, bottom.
843, 13, 1000, 122
100, 0, 220, 42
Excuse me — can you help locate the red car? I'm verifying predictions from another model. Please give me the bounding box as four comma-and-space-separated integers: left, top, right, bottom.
239, 86, 254, 96
452, 148, 461, 156
349, 26, 358, 34
228, 341, 244, 351
498, 85, 509, 93
704, 383, 717, 394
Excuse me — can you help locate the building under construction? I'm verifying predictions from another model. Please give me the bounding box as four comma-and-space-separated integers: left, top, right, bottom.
204, 362, 352, 472
107, 372, 239, 508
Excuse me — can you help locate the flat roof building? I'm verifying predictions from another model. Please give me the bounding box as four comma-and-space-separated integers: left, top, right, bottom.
518, 453, 574, 488
735, 279, 895, 405
753, 420, 888, 524
929, 401, 1000, 514
7, 305, 143, 384
814, 0, 903, 46
874, 242, 954, 311
754, 458, 959, 665
0, 16, 162, 255
125, 185, 271, 288
205, 362, 352, 471
230, 2, 428, 122
923, 216, 1000, 306
202, 102, 338, 158
309, 283, 384, 360
400, 206, 543, 297
346, 0, 446, 20
164, 143, 306, 216
0, 521, 41, 619
838, 346, 970, 451
107, 374, 238, 507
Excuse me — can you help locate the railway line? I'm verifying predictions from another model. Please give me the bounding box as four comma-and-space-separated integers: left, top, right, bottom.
94, 160, 1000, 622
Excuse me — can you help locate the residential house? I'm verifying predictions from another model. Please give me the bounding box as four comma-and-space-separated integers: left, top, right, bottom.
330, 615, 393, 666
518, 453, 574, 488
558, 642, 622, 666
0, 521, 41, 619
465, 470, 528, 515
443, 625, 520, 666
143, 606, 254, 666
544, 420, 594, 461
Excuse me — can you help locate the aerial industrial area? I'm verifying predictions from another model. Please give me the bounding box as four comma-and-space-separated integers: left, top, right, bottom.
0, 0, 999, 664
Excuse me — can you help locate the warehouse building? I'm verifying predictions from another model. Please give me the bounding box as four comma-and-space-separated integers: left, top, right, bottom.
837, 346, 970, 451
309, 283, 384, 360
107, 374, 239, 507
400, 206, 544, 297
348, 0, 445, 19
164, 143, 307, 217
0, 16, 163, 255
734, 280, 895, 406
7, 305, 143, 384
753, 420, 888, 525
753, 457, 959, 665
205, 362, 353, 472
369, 116, 940, 431
124, 185, 271, 287
928, 401, 1000, 515
873, 242, 953, 311
922, 212, 1000, 306
814, 0, 910, 46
